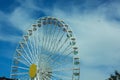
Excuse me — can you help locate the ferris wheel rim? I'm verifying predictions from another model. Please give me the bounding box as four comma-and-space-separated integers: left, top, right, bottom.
10, 16, 80, 80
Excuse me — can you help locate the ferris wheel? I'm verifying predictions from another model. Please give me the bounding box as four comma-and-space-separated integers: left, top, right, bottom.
10, 17, 80, 80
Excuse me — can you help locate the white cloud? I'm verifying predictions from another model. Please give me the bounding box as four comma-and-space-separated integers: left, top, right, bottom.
81, 66, 107, 80
0, 11, 8, 21
0, 34, 21, 43
9, 7, 35, 31
46, 2, 120, 80
0, 0, 36, 42
17, 0, 40, 11
0, 0, 120, 79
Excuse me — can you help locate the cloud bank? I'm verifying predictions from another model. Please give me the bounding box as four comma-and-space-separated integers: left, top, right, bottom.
0, 0, 120, 79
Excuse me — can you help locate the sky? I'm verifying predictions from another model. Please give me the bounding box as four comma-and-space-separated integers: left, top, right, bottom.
0, 0, 120, 80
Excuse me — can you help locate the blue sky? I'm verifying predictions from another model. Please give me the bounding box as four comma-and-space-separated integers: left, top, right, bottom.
0, 0, 120, 79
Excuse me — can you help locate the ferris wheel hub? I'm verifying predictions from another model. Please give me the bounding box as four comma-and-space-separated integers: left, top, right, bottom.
29, 64, 37, 78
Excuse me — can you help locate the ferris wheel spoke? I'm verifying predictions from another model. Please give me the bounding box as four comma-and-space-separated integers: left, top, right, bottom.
50, 27, 61, 53
42, 23, 48, 51
44, 25, 49, 50
42, 72, 51, 80
51, 31, 65, 54
16, 49, 32, 65
21, 44, 33, 64
45, 24, 54, 51
31, 33, 39, 63
37, 36, 42, 62
47, 25, 55, 52
42, 29, 46, 51
12, 66, 29, 70
50, 27, 61, 52
40, 23, 45, 55
46, 25, 55, 52
46, 37, 69, 63
14, 57, 30, 67
11, 72, 28, 75
38, 51, 63, 68
44, 51, 72, 69
46, 24, 54, 51
46, 34, 68, 65
42, 25, 45, 51
37, 30, 42, 53
40, 72, 46, 80
60, 46, 73, 57
51, 73, 71, 80
51, 51, 73, 68
50, 68, 73, 72
23, 39, 33, 63
28, 38, 38, 63
36, 28, 63, 68
45, 75, 53, 80
43, 42, 72, 69
54, 37, 69, 53
36, 75, 39, 80
52, 45, 72, 62
37, 71, 43, 80
47, 57, 62, 68
48, 24, 58, 52
32, 32, 40, 63
36, 30, 42, 63
43, 26, 57, 60
60, 44, 72, 54
17, 66, 29, 70
42, 72, 55, 80
43, 68, 73, 73
35, 44, 40, 64
28, 27, 39, 63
